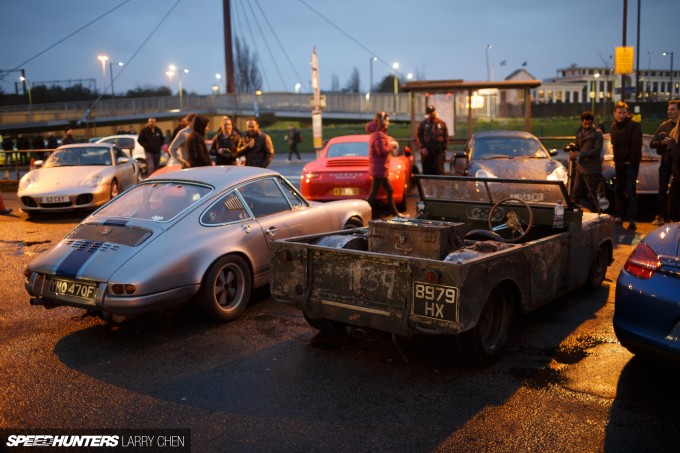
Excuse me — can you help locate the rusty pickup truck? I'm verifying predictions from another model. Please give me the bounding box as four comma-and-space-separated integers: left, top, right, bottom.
270, 175, 615, 364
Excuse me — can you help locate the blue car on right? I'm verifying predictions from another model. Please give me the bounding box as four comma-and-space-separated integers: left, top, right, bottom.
614, 224, 680, 364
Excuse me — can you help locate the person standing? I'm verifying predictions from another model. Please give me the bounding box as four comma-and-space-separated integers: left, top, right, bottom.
2, 135, 14, 166
568, 111, 604, 211
15, 134, 30, 165
137, 117, 165, 175
186, 115, 212, 167
284, 124, 302, 161
209, 116, 242, 165
610, 101, 643, 229
61, 128, 75, 145
663, 116, 680, 221
170, 115, 187, 143
46, 133, 58, 150
649, 99, 680, 225
365, 112, 407, 218
416, 105, 449, 175
167, 113, 196, 168
238, 118, 274, 168
31, 132, 46, 160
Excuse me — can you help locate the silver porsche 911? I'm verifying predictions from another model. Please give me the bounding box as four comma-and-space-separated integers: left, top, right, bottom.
18, 143, 143, 215
24, 166, 371, 323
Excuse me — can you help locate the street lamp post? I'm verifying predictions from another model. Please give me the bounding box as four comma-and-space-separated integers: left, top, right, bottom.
97, 55, 109, 95
392, 62, 399, 116
591, 73, 600, 112
18, 75, 32, 109
485, 45, 492, 81
109, 61, 123, 98
663, 51, 674, 99
215, 73, 222, 94
369, 56, 377, 96
169, 65, 189, 109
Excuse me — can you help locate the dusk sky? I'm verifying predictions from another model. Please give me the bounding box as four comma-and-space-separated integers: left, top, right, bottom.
1, 0, 677, 97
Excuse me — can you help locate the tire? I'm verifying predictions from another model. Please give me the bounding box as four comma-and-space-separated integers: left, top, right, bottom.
343, 217, 364, 229
198, 255, 252, 322
110, 179, 120, 199
136, 158, 148, 178
457, 284, 514, 365
587, 244, 608, 287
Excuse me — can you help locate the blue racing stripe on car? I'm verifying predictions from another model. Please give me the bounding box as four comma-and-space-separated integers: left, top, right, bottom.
54, 242, 97, 277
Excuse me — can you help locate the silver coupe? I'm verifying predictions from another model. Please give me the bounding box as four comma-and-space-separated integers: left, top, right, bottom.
18, 143, 143, 215
25, 166, 371, 322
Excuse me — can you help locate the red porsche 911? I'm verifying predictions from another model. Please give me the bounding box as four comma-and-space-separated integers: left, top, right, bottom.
300, 134, 414, 211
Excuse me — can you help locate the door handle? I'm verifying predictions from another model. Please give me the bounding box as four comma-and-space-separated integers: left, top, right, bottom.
266, 226, 278, 236
241, 224, 251, 233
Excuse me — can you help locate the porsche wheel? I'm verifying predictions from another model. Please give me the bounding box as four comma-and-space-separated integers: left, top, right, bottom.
199, 255, 252, 322
457, 283, 514, 365
110, 179, 120, 199
587, 244, 608, 287
136, 158, 148, 178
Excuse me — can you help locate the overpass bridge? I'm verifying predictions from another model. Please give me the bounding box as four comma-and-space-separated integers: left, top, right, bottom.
0, 92, 418, 135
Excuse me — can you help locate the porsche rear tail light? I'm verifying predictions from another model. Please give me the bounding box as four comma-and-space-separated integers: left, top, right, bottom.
623, 241, 660, 280
112, 284, 137, 295
425, 270, 441, 284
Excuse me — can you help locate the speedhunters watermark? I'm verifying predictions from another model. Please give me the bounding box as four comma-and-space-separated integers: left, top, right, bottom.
1, 429, 190, 452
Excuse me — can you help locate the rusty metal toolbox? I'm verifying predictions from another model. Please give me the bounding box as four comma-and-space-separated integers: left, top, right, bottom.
368, 218, 465, 259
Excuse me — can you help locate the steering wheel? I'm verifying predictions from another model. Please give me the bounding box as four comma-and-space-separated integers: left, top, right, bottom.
464, 229, 506, 243
487, 197, 534, 243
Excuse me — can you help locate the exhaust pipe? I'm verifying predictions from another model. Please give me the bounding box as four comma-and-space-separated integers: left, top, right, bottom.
348, 327, 366, 340
30, 298, 58, 309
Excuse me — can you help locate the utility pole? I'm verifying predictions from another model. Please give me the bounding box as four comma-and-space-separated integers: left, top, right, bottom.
223, 0, 235, 93
621, 0, 627, 102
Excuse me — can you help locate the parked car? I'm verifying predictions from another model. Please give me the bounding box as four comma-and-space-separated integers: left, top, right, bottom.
613, 223, 680, 364
17, 143, 142, 216
452, 130, 568, 183
25, 166, 371, 323
96, 134, 169, 177
272, 175, 614, 364
601, 133, 661, 196
300, 134, 414, 211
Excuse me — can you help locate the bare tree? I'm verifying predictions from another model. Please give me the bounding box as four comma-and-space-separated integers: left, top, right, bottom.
234, 36, 262, 93
331, 73, 340, 92
343, 67, 361, 93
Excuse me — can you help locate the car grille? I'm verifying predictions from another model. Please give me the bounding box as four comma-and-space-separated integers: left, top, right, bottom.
326, 158, 368, 167
65, 239, 120, 252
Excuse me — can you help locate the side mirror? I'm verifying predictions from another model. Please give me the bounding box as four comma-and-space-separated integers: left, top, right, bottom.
34, 160, 44, 168
116, 157, 130, 165
452, 152, 468, 176
548, 149, 559, 157
404, 146, 412, 157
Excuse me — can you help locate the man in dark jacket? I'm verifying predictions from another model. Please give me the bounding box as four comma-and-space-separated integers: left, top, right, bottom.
238, 118, 274, 168
569, 111, 604, 211
137, 117, 165, 175
649, 99, 679, 225
416, 105, 449, 175
610, 101, 643, 229
61, 128, 75, 145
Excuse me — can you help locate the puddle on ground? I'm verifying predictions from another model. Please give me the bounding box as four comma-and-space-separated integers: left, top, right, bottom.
0, 240, 51, 256
550, 334, 611, 364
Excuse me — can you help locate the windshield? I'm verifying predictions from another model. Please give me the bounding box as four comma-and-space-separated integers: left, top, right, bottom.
45, 147, 113, 167
326, 141, 369, 158
472, 136, 548, 159
417, 176, 569, 207
94, 181, 212, 221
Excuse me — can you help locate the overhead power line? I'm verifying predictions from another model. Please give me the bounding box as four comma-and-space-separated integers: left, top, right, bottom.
297, 0, 391, 69
243, 0, 288, 91
234, 0, 272, 91
9, 0, 132, 73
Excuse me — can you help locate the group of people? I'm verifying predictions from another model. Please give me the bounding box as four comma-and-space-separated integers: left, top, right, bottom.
569, 99, 680, 229
1, 129, 72, 165
137, 114, 275, 176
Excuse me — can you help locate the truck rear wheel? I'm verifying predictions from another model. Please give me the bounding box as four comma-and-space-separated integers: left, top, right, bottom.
457, 284, 514, 365
587, 244, 608, 287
